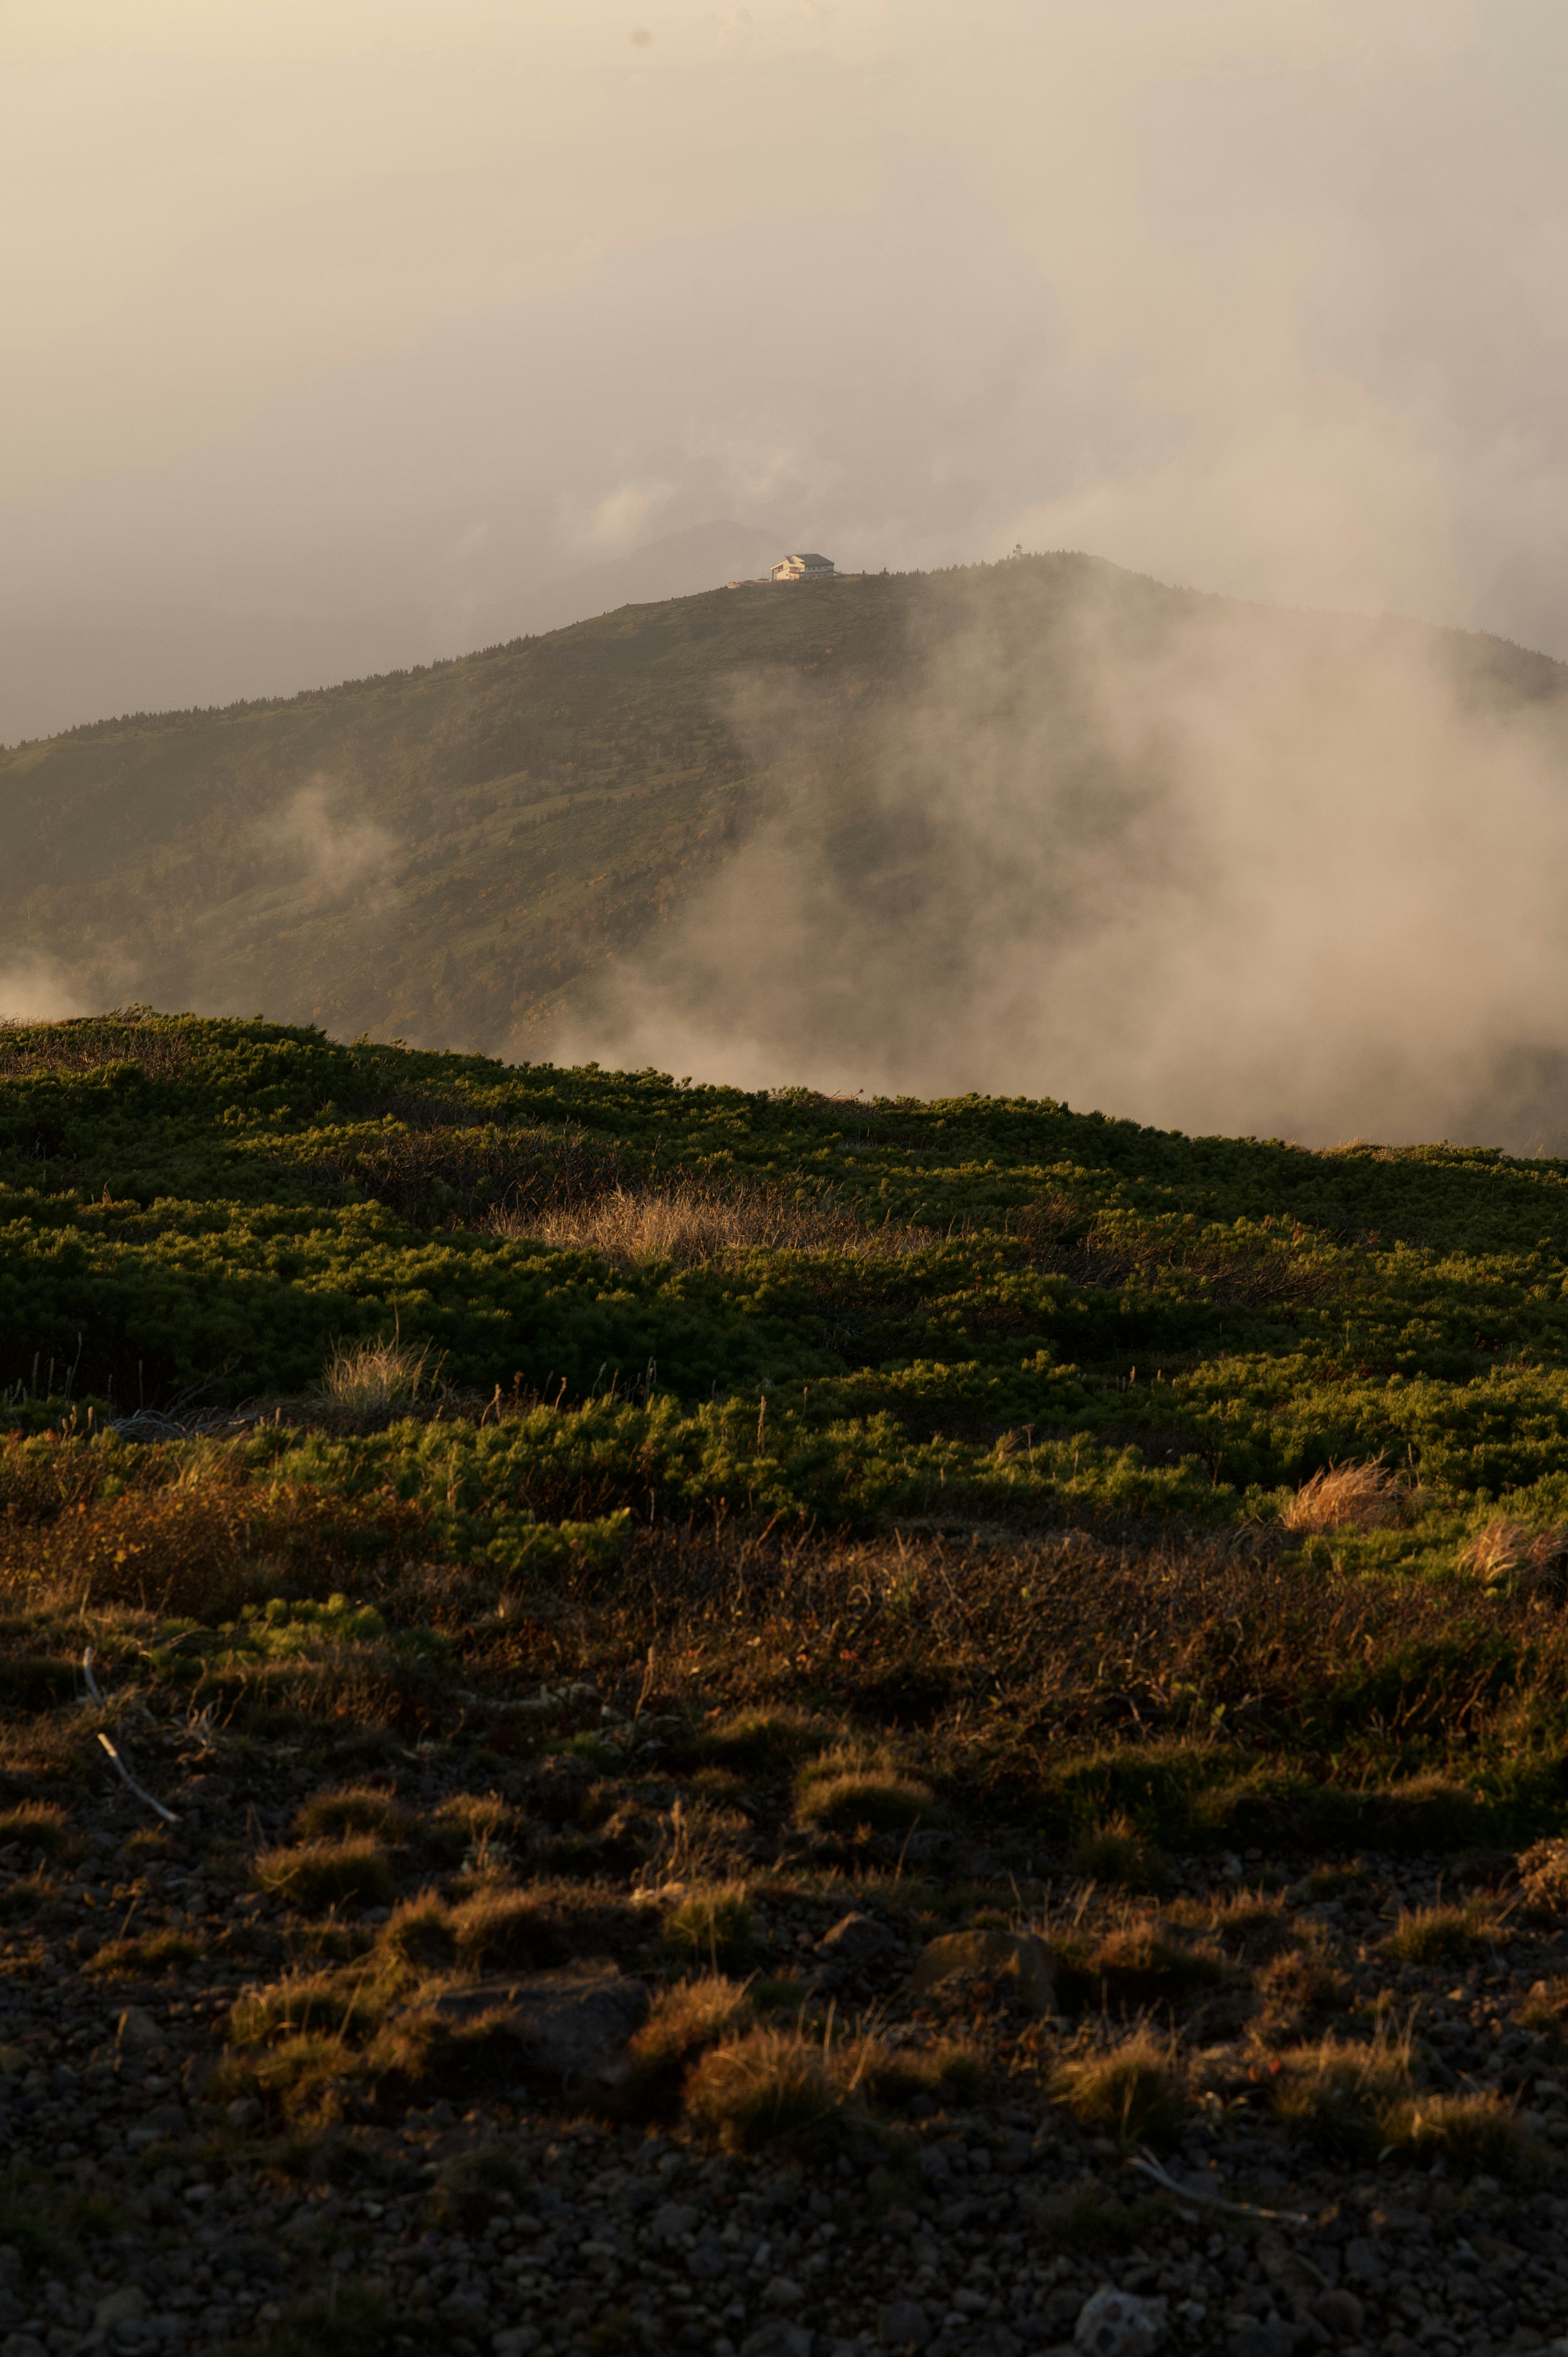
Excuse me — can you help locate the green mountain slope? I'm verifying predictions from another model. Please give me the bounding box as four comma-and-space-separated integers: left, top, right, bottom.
3, 556, 1563, 1060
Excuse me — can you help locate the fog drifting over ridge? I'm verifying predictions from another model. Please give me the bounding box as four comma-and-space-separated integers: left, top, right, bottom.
561, 561, 1568, 1149
6, 0, 1568, 736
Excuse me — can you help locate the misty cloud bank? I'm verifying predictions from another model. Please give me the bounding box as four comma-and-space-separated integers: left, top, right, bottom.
563, 561, 1568, 1151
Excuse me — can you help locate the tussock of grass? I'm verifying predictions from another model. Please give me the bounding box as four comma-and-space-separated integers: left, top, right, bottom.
1069, 1813, 1169, 1893
660, 1883, 753, 1971
1459, 1515, 1568, 1590
851, 2034, 987, 2109
0, 1802, 70, 1856
1269, 2026, 1413, 2161
229, 1971, 388, 2047
681, 2026, 840, 2154
1382, 2090, 1548, 2179
1281, 1458, 1408, 1534
87, 1930, 204, 1977
315, 1336, 440, 1414
1175, 1888, 1294, 1958
252, 1837, 395, 1914
376, 1891, 457, 1970
1252, 1935, 1351, 2041
447, 1883, 644, 1971
493, 1179, 930, 1270
1088, 1923, 1227, 2013
702, 1708, 838, 1779
292, 1785, 415, 1843
1380, 1897, 1504, 1965
1051, 2030, 1186, 2150
622, 1975, 755, 2119
795, 1748, 934, 1834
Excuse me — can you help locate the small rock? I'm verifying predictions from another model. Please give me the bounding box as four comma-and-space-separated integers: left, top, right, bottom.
763, 2274, 806, 2308
225, 2096, 263, 2130
740, 2325, 813, 2357
880, 2298, 933, 2349
650, 2199, 698, 2242
908, 1929, 1056, 2013
492, 2331, 540, 2356
1, 2335, 47, 2357
421, 1961, 649, 2085
1073, 2285, 1168, 2357
1256, 2230, 1323, 2297
821, 1913, 904, 1969
1342, 2236, 1385, 2286
1311, 2288, 1365, 2340
116, 2007, 162, 2049
1229, 2326, 1310, 2357
93, 2286, 147, 2331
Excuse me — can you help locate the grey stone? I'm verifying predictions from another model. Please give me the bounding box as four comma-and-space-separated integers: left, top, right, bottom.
93, 2287, 147, 2331
740, 2325, 813, 2357
821, 1913, 904, 1969
650, 2199, 698, 2241
880, 2299, 932, 2350
1229, 2328, 1310, 2357
1073, 2286, 1168, 2357
421, 1961, 649, 2085
1342, 2237, 1385, 2287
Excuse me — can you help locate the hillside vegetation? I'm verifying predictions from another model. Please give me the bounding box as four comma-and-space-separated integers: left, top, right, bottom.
8, 1013, 1568, 2353
8, 1007, 1568, 1821
4, 556, 1563, 1059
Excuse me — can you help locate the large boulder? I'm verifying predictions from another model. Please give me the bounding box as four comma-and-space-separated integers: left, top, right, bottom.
424, 1960, 648, 2088
907, 1928, 1056, 2013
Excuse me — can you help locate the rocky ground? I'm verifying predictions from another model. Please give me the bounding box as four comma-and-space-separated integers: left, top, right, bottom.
5, 1730, 1568, 2357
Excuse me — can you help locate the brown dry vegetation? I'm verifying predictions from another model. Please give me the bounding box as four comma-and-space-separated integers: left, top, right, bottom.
488, 1176, 935, 1269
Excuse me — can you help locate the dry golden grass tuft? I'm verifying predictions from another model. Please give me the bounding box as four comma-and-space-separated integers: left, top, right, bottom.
621, 1975, 755, 2119
1459, 1516, 1568, 1591
1251, 1932, 1351, 2043
659, 1883, 754, 1971
293, 1785, 416, 1844
315, 1335, 441, 1414
251, 1836, 395, 1914
490, 1179, 931, 1271
1383, 2090, 1548, 2178
1380, 1896, 1506, 1965
1268, 2025, 1413, 2160
851, 2033, 988, 2109
681, 2025, 840, 2154
702, 1707, 839, 1779
1069, 1813, 1169, 1893
1281, 1458, 1410, 1534
1087, 1922, 1227, 2015
1051, 2028, 1186, 2150
795, 1747, 934, 1834
0, 1801, 71, 1856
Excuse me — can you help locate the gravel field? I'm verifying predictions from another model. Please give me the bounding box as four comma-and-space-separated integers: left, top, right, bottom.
6, 1745, 1568, 2357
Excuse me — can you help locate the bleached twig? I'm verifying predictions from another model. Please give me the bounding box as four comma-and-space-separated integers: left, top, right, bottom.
82, 1646, 104, 1705
1129, 2150, 1313, 2226
96, 1732, 179, 1825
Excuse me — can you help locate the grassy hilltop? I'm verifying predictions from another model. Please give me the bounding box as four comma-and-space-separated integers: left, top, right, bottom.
13, 1017, 1568, 2351
4, 554, 1564, 1058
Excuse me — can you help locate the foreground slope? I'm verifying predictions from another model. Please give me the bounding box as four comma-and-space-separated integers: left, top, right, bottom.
4, 557, 1563, 1061
5, 1013, 1568, 2351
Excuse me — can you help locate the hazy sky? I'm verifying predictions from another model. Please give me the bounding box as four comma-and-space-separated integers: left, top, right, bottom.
6, 0, 1568, 657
